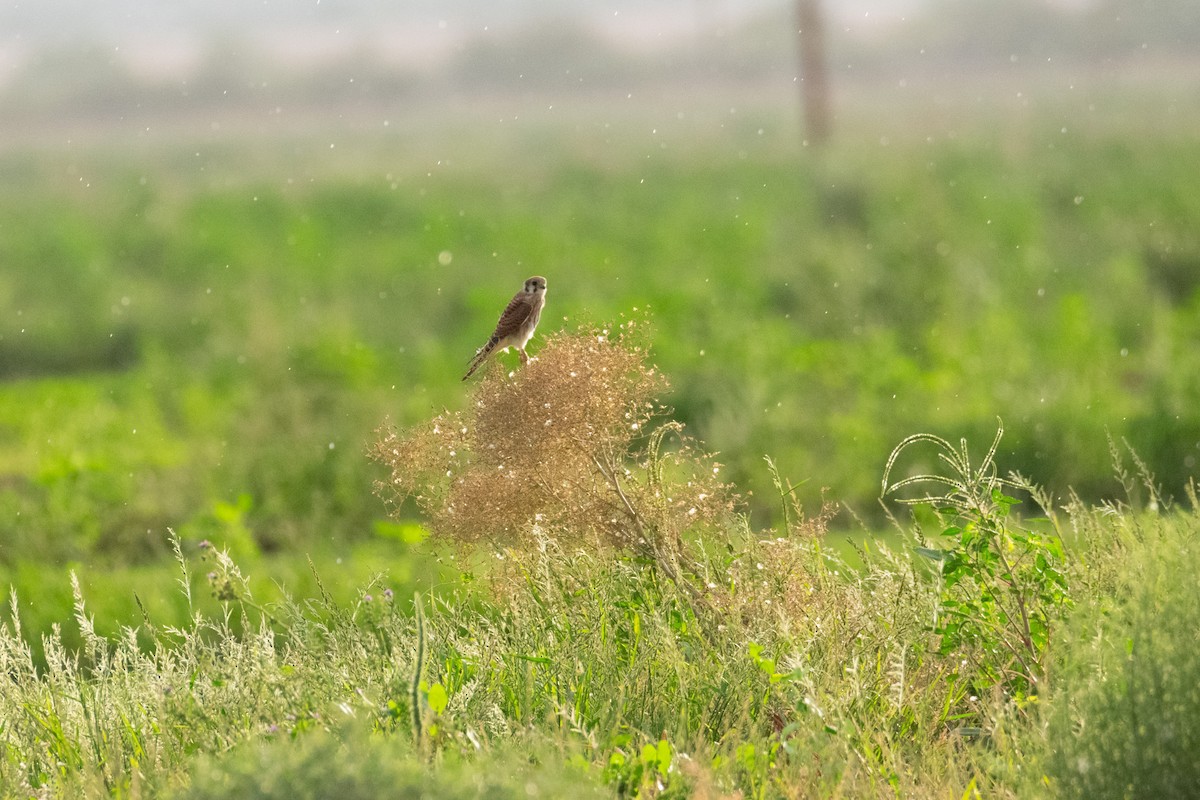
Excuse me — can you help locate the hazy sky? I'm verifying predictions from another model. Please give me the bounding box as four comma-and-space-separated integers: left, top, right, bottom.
0, 0, 940, 82
1, 0, 1157, 92
1, 1, 926, 43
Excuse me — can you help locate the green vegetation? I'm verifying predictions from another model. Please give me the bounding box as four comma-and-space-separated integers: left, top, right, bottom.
882, 427, 1071, 700
1, 79, 1199, 796
2, 96, 1199, 572
2, 334, 1197, 797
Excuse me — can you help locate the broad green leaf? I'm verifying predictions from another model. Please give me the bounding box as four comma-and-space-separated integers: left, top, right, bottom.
425, 682, 448, 716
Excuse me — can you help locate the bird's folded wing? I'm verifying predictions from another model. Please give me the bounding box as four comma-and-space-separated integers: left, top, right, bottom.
492, 293, 534, 338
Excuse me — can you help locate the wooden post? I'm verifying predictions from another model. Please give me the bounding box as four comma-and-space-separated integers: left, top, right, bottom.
796, 0, 831, 146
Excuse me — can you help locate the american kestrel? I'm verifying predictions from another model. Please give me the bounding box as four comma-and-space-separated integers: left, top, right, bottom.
463, 276, 547, 380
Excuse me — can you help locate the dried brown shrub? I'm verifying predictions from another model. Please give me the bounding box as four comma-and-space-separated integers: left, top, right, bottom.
371, 321, 733, 558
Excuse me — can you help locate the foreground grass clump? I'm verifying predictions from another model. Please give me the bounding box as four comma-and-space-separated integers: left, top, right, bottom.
1043, 486, 1200, 799
883, 427, 1072, 705
3, 485, 1199, 797
1, 520, 966, 797
175, 728, 606, 800
372, 323, 731, 563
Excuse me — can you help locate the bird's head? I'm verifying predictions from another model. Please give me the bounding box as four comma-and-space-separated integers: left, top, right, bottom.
524, 276, 547, 295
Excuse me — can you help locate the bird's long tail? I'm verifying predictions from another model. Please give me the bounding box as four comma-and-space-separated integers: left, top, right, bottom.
462, 335, 500, 380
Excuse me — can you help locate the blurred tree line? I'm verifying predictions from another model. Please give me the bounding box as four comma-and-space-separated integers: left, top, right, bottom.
3, 0, 1199, 124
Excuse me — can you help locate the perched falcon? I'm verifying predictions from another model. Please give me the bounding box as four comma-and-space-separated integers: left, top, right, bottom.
463, 276, 547, 380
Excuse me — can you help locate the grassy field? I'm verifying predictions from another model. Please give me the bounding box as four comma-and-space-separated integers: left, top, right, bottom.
1, 77, 1199, 796
2, 338, 1199, 798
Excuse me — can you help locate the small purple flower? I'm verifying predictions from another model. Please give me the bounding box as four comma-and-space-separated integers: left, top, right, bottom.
383, 588, 394, 600
364, 594, 374, 603
198, 540, 211, 550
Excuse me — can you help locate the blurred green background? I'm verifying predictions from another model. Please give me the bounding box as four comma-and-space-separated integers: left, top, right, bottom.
1, 0, 1198, 638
